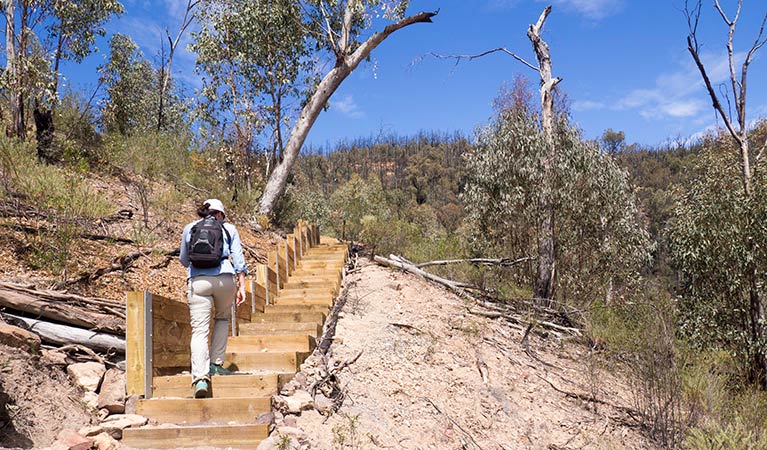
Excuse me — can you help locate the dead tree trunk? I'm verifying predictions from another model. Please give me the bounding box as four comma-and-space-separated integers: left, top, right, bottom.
158, 0, 199, 131
4, 0, 23, 138
528, 6, 561, 305
256, 5, 437, 217
686, 0, 767, 387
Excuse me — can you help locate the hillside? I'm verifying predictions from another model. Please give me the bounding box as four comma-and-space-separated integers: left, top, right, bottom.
268, 259, 650, 449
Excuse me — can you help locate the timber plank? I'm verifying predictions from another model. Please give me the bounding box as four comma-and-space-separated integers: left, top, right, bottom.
249, 312, 326, 324
272, 297, 333, 307
225, 350, 310, 372
122, 423, 268, 449
238, 322, 323, 337
264, 304, 330, 314
136, 397, 270, 424
226, 334, 315, 352
152, 373, 282, 399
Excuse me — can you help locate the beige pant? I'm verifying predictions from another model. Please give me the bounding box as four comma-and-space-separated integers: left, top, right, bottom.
188, 274, 236, 382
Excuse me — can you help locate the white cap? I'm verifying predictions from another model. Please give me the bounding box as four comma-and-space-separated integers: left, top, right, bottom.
204, 199, 226, 218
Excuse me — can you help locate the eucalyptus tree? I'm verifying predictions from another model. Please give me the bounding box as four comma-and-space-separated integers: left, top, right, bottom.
98, 34, 159, 135
191, 1, 436, 217
676, 0, 767, 387
254, 0, 437, 217
462, 91, 651, 307
192, 0, 307, 178
1, 0, 123, 160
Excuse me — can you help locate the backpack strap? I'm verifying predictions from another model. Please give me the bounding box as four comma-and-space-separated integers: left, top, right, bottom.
222, 222, 233, 255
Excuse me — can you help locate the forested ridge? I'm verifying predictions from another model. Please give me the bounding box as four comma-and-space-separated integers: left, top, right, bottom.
0, 0, 766, 448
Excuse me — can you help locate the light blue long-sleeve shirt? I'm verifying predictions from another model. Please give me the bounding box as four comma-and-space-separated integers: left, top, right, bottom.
179, 220, 248, 279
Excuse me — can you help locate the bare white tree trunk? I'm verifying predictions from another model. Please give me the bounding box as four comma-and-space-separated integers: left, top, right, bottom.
158, 0, 199, 131
528, 6, 562, 304
686, 0, 767, 387
256, 5, 437, 216
4, 0, 22, 138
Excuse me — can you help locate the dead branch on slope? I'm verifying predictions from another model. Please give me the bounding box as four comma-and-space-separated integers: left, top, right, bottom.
416, 256, 534, 269
374, 254, 581, 337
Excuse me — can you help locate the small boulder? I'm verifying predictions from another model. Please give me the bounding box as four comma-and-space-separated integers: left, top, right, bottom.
285, 390, 313, 414
92, 432, 120, 450
67, 362, 106, 392
53, 429, 93, 450
98, 369, 125, 414
100, 414, 147, 439
124, 395, 139, 415
0, 320, 40, 353
77, 425, 104, 437
314, 394, 334, 414
82, 392, 99, 410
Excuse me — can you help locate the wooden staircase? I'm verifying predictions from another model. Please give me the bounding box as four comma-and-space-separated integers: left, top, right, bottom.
122, 232, 347, 449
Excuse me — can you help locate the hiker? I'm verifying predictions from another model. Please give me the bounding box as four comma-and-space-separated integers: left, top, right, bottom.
179, 199, 247, 398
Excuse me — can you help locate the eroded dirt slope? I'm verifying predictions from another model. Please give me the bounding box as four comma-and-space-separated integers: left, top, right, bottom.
289, 259, 650, 449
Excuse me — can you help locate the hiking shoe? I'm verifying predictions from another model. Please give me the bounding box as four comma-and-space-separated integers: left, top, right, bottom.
209, 363, 233, 376
194, 379, 209, 398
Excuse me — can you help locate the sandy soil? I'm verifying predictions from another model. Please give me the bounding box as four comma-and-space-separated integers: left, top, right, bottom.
0, 344, 92, 449
286, 259, 652, 449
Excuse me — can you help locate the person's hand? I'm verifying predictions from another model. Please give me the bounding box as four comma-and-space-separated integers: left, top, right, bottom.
236, 287, 246, 307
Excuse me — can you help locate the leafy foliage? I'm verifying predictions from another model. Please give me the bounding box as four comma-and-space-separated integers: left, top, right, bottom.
462, 105, 651, 305
99, 34, 187, 135
669, 135, 767, 381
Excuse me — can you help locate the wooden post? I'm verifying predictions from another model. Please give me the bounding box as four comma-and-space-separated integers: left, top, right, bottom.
257, 264, 270, 305
249, 279, 257, 313
271, 251, 280, 291
294, 226, 303, 259
126, 291, 153, 398
231, 302, 238, 336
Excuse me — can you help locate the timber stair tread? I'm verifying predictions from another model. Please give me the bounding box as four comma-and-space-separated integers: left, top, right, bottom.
123, 231, 346, 449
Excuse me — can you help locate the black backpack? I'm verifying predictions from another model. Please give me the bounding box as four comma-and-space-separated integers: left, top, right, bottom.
188, 215, 232, 268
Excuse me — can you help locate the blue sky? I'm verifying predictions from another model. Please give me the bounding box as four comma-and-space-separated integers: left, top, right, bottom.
62, 0, 767, 149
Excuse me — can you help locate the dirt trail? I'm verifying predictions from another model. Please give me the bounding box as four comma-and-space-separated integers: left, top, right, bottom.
289, 259, 650, 449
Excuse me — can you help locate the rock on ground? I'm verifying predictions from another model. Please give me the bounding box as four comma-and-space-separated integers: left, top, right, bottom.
0, 320, 40, 352
67, 362, 106, 392
98, 368, 126, 414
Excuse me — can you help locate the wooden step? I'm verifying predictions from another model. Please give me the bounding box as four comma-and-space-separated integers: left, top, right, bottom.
285, 278, 339, 288
291, 270, 343, 279
227, 334, 315, 353
225, 350, 310, 372
238, 321, 323, 337
277, 287, 336, 296
136, 397, 270, 424
297, 260, 345, 267
152, 373, 282, 398
264, 304, 329, 314
273, 297, 333, 307
249, 311, 326, 324
122, 423, 268, 449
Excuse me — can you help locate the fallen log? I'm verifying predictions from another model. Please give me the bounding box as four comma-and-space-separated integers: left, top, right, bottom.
0, 287, 124, 334
374, 255, 581, 337
6, 313, 125, 354
374, 255, 470, 298
416, 256, 535, 269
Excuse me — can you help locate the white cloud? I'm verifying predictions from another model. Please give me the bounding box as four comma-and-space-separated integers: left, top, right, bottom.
332, 95, 365, 119
484, 0, 624, 19
615, 50, 743, 120
550, 0, 625, 20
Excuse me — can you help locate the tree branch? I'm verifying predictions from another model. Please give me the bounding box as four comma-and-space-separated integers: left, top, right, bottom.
430, 48, 539, 72
348, 10, 437, 66
686, 36, 742, 146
